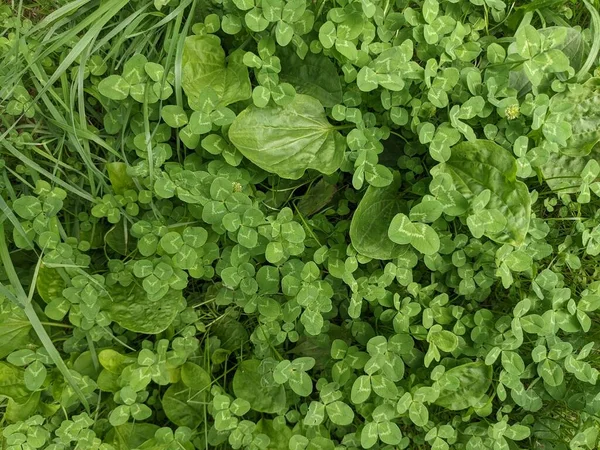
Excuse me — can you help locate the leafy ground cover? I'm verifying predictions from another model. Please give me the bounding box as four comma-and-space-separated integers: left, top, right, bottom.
1, 0, 600, 448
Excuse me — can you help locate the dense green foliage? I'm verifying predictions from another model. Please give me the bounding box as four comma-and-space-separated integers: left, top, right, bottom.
2, 0, 600, 449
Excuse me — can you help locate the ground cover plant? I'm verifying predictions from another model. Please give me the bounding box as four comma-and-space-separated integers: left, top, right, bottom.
2, 0, 600, 448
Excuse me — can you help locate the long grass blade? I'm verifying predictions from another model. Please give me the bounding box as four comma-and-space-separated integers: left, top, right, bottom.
578, 0, 600, 80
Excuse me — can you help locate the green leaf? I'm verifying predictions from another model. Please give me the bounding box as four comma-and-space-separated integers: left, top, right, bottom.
388, 213, 440, 255
5, 392, 40, 424
105, 283, 185, 334
163, 376, 207, 429
428, 329, 458, 353
24, 360, 46, 391
542, 146, 600, 193
409, 401, 429, 427
106, 423, 160, 450
98, 75, 130, 100
326, 401, 354, 426
410, 199, 443, 223
541, 27, 587, 72
161, 105, 188, 128
371, 375, 398, 399
182, 35, 251, 109
434, 362, 492, 411
538, 359, 564, 387
232, 359, 286, 413
245, 7, 269, 31
271, 82, 296, 106
229, 94, 345, 179
378, 421, 403, 445
0, 362, 29, 403
350, 173, 406, 260
12, 196, 42, 220
422, 0, 439, 24
256, 419, 293, 450
319, 21, 337, 48
252, 85, 271, 107
0, 303, 35, 360
211, 317, 249, 351
107, 162, 136, 194
361, 422, 379, 449
232, 0, 254, 10
505, 424, 531, 441
547, 78, 600, 156
304, 400, 325, 426
276, 20, 294, 46
351, 375, 372, 404
160, 231, 184, 254
278, 49, 342, 107
288, 371, 312, 396
515, 25, 541, 59
122, 54, 148, 84
431, 140, 531, 245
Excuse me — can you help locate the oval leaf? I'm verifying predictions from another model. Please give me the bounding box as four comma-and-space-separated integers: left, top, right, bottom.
350, 173, 406, 260
431, 140, 531, 245
278, 49, 343, 107
232, 359, 287, 413
182, 35, 251, 108
229, 94, 345, 179
547, 77, 600, 156
105, 283, 185, 334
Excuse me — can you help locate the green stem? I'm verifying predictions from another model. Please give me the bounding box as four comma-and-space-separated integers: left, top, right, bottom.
390, 130, 409, 143
294, 204, 323, 247
39, 321, 73, 328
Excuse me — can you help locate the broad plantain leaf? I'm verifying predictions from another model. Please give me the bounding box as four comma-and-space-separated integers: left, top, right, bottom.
182, 35, 251, 109
0, 300, 35, 359
106, 423, 160, 450
431, 140, 531, 245
107, 162, 136, 194
542, 146, 600, 193
278, 49, 343, 107
256, 419, 294, 450
546, 78, 600, 156
162, 363, 211, 428
162, 382, 206, 428
0, 362, 29, 403
106, 220, 137, 256
210, 317, 249, 351
435, 362, 492, 410
297, 179, 338, 217
105, 283, 185, 334
232, 359, 287, 414
350, 173, 406, 260
36, 266, 65, 303
5, 392, 40, 423
229, 94, 345, 179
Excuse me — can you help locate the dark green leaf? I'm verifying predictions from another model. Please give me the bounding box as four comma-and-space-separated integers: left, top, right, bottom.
350, 173, 406, 260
